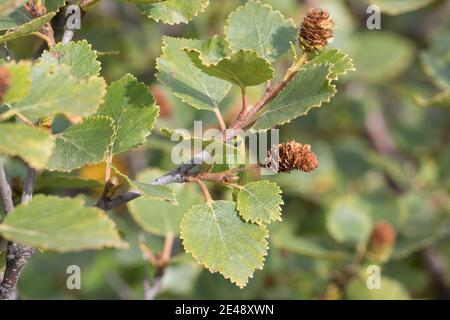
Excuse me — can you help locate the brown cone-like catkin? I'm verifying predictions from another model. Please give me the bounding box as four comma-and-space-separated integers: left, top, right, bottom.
367, 221, 396, 263
265, 141, 319, 173
0, 67, 11, 104
299, 8, 334, 52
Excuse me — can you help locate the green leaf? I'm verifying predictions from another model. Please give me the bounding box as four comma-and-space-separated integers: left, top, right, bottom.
393, 232, 445, 260
181, 200, 268, 288
10, 62, 106, 122
97, 74, 159, 155
128, 169, 202, 236
137, 0, 209, 25
252, 63, 336, 131
346, 276, 409, 300
156, 36, 231, 111
0, 6, 30, 30
46, 116, 114, 172
0, 12, 55, 43
112, 166, 176, 204
1, 60, 31, 104
326, 198, 373, 245
35, 172, 103, 191
345, 32, 414, 83
368, 0, 434, 15
0, 123, 54, 169
40, 40, 102, 79
0, 195, 128, 252
43, 0, 66, 12
272, 227, 349, 260
309, 49, 355, 81
236, 180, 283, 224
185, 49, 274, 88
224, 0, 297, 62
421, 29, 450, 90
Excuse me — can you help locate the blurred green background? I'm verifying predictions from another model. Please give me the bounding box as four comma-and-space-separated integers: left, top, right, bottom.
3, 0, 450, 299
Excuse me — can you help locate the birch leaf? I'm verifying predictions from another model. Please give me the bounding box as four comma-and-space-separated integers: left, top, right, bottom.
236, 181, 283, 224
180, 200, 268, 288
0, 195, 127, 252
224, 0, 297, 62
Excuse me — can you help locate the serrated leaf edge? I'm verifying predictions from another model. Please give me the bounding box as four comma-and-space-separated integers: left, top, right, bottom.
47, 115, 116, 172
17, 62, 107, 119
139, 0, 209, 25
44, 39, 102, 78
180, 200, 269, 288
184, 48, 275, 88
223, 0, 298, 61
251, 62, 337, 132
104, 73, 160, 155
0, 12, 56, 43
310, 49, 356, 81
236, 180, 284, 225
0, 195, 128, 252
155, 36, 232, 111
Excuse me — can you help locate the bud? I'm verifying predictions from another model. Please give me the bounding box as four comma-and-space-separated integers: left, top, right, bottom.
299, 8, 334, 53
264, 140, 319, 173
367, 221, 396, 263
0, 66, 11, 104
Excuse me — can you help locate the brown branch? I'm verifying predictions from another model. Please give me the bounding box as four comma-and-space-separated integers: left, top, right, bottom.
96, 54, 308, 211
185, 176, 212, 203
213, 107, 226, 133
191, 169, 240, 184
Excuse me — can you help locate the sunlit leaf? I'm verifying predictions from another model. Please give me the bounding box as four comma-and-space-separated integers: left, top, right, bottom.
181, 200, 268, 288
236, 180, 283, 224
47, 116, 114, 172
224, 0, 297, 62
0, 195, 128, 252
0, 123, 54, 169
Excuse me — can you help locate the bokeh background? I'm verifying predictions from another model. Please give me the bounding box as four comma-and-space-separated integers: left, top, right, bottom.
3, 0, 450, 299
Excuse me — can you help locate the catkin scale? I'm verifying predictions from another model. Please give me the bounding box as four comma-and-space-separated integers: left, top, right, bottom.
264, 141, 319, 173
299, 8, 334, 52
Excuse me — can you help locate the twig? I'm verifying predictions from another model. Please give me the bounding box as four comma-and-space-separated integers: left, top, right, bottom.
161, 233, 175, 264
186, 176, 212, 203
21, 167, 36, 204
191, 169, 239, 184
143, 277, 163, 300
105, 155, 112, 182
0, 159, 14, 214
213, 108, 226, 133
140, 233, 175, 300
96, 54, 308, 211
0, 167, 36, 300
139, 242, 158, 266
